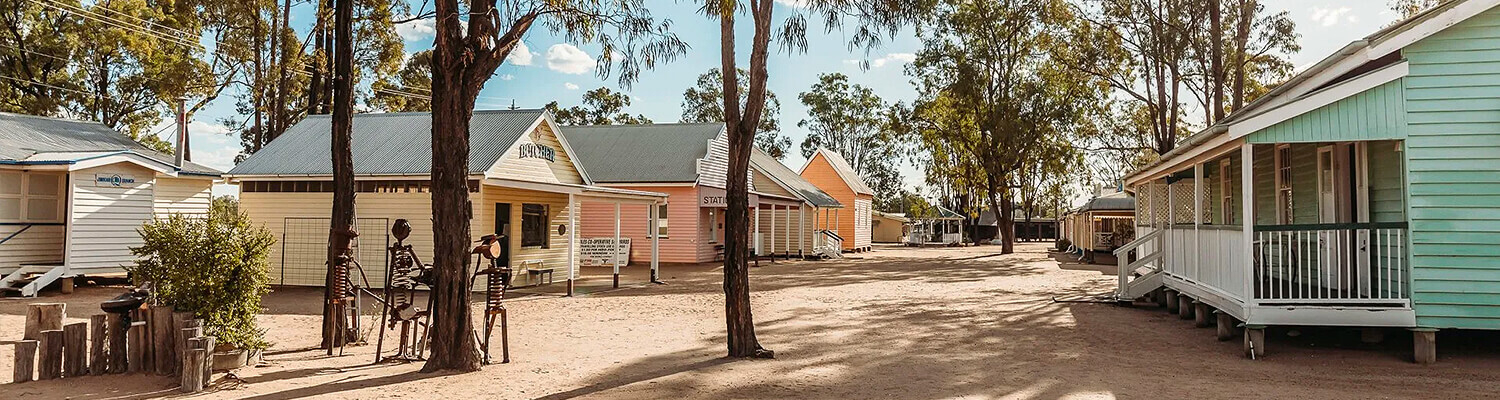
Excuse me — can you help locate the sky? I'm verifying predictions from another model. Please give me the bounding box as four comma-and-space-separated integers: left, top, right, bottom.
161, 1, 1405, 199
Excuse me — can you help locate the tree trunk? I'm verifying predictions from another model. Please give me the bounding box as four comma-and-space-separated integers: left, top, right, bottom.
1209, 0, 1224, 123
718, 0, 774, 359
321, 0, 355, 351
273, 0, 291, 140
308, 0, 326, 116
252, 1, 264, 152
1230, 0, 1255, 111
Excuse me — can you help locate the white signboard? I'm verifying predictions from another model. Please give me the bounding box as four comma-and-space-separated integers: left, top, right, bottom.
698, 186, 758, 208
580, 237, 631, 267
94, 173, 138, 188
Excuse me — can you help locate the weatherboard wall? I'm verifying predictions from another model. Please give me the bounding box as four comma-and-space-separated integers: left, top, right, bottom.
1402, 8, 1500, 330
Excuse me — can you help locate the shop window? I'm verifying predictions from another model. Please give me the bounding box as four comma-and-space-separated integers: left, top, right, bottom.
1275, 144, 1293, 224
653, 204, 669, 238
522, 203, 549, 248
0, 171, 62, 223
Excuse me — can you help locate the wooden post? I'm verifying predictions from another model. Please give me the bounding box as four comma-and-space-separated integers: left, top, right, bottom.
13, 340, 37, 383
38, 329, 64, 379
180, 323, 203, 375
127, 323, 145, 373
59, 277, 75, 294
63, 322, 87, 377
1412, 328, 1437, 365
180, 348, 206, 393
151, 305, 176, 375
1194, 302, 1211, 328
132, 308, 153, 374
1243, 325, 1266, 359
106, 313, 127, 373
189, 336, 216, 387
1164, 290, 1179, 313
25, 303, 66, 341
1178, 296, 1194, 320
1216, 312, 1235, 341
90, 314, 107, 375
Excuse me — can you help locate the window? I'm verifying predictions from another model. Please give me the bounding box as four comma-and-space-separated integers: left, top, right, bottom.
1275, 144, 1293, 224
708, 209, 718, 243
651, 204, 669, 238
521, 203, 549, 248
1220, 159, 1234, 225
0, 171, 63, 223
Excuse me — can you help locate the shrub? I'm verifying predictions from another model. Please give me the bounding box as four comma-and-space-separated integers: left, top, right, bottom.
129, 197, 275, 349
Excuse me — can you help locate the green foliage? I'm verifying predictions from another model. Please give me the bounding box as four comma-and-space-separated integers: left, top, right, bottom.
680, 68, 791, 160
370, 50, 433, 112
797, 72, 906, 203
546, 87, 652, 125
1390, 0, 1441, 19
129, 197, 275, 349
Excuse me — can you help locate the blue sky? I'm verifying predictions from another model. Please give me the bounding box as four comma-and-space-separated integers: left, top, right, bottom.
172, 1, 1403, 198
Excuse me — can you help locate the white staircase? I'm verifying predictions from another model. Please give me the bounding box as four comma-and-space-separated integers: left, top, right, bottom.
0, 264, 68, 297
1114, 229, 1164, 301
814, 230, 843, 260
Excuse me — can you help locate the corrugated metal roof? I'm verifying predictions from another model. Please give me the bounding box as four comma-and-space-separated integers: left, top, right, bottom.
978, 210, 1056, 226
808, 147, 875, 195
563, 123, 722, 183
229, 109, 546, 176
0, 112, 220, 175
1080, 191, 1135, 212
750, 148, 842, 208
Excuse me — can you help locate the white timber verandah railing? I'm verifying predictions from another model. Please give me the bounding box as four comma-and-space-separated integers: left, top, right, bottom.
1254, 223, 1409, 305
1114, 228, 1164, 300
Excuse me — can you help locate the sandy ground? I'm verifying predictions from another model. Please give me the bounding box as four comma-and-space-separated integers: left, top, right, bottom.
6, 242, 1500, 399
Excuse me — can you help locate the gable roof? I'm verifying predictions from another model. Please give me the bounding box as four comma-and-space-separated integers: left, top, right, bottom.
563, 123, 723, 184
228, 109, 546, 176
1124, 0, 1497, 185
1079, 191, 1134, 213
802, 147, 874, 196
0, 112, 220, 176
750, 148, 842, 208
873, 211, 909, 222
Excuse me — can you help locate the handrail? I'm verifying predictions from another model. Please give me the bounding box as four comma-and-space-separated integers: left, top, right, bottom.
0, 222, 62, 247
1113, 228, 1162, 257
1253, 222, 1408, 232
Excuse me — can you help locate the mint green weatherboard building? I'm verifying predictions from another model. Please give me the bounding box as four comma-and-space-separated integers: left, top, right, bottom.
1115, 0, 1500, 364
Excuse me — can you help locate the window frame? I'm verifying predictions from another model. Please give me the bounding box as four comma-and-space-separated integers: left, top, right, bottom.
0, 171, 65, 224
520, 203, 550, 248
1274, 144, 1294, 224
650, 203, 669, 239
1219, 158, 1234, 225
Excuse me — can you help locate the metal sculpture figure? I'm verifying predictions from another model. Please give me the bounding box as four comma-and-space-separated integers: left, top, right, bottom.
375, 219, 435, 362
470, 233, 511, 364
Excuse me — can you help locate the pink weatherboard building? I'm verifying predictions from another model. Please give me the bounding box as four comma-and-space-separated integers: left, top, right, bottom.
566, 123, 842, 264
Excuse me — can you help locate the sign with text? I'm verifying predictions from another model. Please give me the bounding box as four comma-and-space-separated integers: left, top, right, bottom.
518, 142, 556, 163
698, 186, 758, 208
579, 237, 631, 267
94, 173, 138, 188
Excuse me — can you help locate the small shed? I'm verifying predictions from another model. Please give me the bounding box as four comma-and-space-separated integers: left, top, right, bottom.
1, 112, 221, 296
871, 211, 908, 243
907, 206, 965, 246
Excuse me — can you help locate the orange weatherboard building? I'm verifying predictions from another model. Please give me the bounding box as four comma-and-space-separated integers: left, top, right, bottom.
798, 148, 874, 252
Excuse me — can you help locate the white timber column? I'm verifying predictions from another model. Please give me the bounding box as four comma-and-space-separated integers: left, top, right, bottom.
784, 205, 791, 257
798, 207, 806, 258
753, 205, 761, 256
1241, 144, 1256, 306
1194, 162, 1204, 280
567, 194, 577, 296
769, 204, 777, 261
613, 202, 621, 289
650, 202, 661, 283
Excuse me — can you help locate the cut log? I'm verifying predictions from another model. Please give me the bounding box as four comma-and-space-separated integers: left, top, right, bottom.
127, 323, 145, 373
106, 313, 127, 373
132, 308, 153, 373
38, 329, 63, 380
13, 340, 37, 383
180, 348, 206, 393
25, 303, 66, 341
90, 314, 107, 375
189, 336, 217, 387
64, 322, 87, 377
151, 305, 176, 375
179, 322, 202, 375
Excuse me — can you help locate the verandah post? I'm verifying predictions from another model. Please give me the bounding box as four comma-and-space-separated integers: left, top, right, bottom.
650, 201, 660, 283
1242, 144, 1256, 308
613, 202, 621, 288
567, 193, 576, 296
1194, 162, 1203, 281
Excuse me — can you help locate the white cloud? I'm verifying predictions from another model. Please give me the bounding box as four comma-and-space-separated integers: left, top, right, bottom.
499, 74, 515, 81
843, 52, 918, 68
1311, 7, 1353, 27
546, 44, 595, 75
507, 42, 535, 66
564, 82, 579, 90
394, 17, 435, 41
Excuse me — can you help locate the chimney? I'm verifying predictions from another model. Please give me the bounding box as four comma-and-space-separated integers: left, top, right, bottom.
174, 100, 186, 167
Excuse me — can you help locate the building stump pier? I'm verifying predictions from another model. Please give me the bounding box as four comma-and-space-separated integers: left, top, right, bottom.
1412, 328, 1437, 365
1193, 302, 1211, 328
1243, 324, 1266, 359
1164, 290, 1179, 313
1215, 311, 1235, 341
1177, 296, 1194, 320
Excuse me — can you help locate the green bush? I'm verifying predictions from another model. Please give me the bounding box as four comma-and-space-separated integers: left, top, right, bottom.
129, 197, 275, 349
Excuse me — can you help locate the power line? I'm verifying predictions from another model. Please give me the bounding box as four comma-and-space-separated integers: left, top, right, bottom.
0, 74, 116, 102
32, 0, 202, 50
0, 43, 69, 63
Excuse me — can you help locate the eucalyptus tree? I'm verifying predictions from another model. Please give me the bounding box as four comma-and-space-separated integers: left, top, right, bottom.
546, 87, 652, 125
424, 0, 684, 372
797, 72, 904, 201
681, 67, 790, 160
704, 0, 929, 358
908, 0, 1100, 254
370, 50, 433, 112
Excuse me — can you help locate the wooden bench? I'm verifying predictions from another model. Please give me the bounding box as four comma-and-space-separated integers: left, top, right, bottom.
517, 260, 554, 287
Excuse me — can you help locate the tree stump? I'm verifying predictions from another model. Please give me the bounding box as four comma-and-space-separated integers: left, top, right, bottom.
151, 305, 176, 375
38, 329, 64, 380
13, 340, 37, 383
180, 349, 206, 393
189, 336, 216, 387
179, 321, 202, 372
127, 323, 146, 373
25, 303, 66, 341
59, 276, 75, 294
90, 314, 107, 375
106, 313, 127, 373
63, 322, 87, 377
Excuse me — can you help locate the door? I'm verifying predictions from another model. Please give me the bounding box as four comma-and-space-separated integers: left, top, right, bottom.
1317, 145, 1356, 292
494, 203, 511, 267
